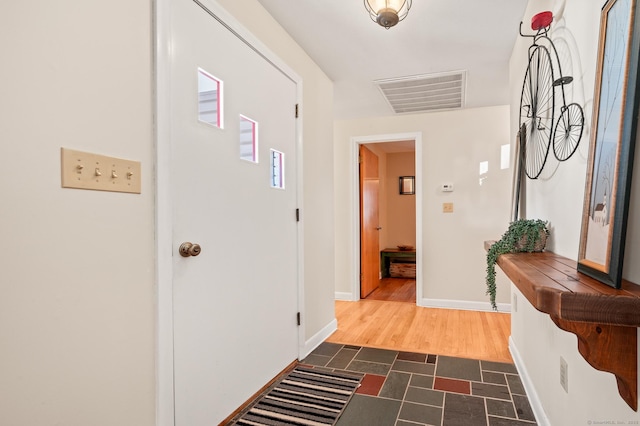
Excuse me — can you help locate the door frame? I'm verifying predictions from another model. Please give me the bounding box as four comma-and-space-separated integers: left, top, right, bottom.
351, 133, 423, 304
155, 1, 305, 424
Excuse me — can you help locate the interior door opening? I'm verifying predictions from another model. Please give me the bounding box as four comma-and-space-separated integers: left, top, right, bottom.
358, 138, 419, 304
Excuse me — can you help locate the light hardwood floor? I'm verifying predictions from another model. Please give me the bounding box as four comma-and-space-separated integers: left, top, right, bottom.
326, 299, 512, 363
365, 278, 416, 302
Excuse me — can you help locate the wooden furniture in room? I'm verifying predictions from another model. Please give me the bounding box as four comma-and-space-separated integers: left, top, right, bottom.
380, 248, 416, 278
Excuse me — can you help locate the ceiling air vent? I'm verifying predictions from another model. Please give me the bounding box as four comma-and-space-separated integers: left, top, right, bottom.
375, 71, 466, 114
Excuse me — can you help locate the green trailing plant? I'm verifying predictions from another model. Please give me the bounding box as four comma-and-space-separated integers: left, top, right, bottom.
486, 219, 549, 310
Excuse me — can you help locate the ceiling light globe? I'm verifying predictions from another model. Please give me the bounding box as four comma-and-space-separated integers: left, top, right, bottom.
364, 0, 412, 29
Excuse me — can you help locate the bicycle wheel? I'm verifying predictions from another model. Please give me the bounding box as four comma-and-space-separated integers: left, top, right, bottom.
519, 45, 555, 179
553, 102, 584, 161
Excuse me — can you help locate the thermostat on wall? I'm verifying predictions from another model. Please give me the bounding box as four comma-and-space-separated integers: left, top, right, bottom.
441, 183, 454, 192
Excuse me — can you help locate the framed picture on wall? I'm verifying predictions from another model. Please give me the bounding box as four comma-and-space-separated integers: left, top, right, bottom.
577, 0, 640, 288
399, 176, 415, 195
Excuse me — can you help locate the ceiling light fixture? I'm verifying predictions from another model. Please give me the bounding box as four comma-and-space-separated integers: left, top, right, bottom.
364, 0, 412, 29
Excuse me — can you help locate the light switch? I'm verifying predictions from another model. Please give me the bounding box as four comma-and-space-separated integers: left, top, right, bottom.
61, 148, 141, 194
443, 202, 454, 213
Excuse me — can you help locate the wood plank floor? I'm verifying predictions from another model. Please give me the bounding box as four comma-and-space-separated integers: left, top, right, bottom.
327, 299, 512, 363
365, 278, 416, 302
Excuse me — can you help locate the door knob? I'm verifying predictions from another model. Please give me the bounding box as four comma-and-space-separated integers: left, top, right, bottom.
179, 242, 202, 257
376, 226, 383, 230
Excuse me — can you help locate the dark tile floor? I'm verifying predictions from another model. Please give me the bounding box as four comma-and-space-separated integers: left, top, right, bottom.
302, 343, 537, 426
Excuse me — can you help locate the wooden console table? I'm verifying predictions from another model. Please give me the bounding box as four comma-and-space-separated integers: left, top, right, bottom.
380, 248, 416, 278
490, 245, 640, 411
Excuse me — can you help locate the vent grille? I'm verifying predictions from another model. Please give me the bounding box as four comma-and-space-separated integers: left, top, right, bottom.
375, 71, 466, 114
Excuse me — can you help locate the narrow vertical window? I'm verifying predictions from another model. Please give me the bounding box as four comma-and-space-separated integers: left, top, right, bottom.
198, 68, 223, 128
270, 149, 285, 189
239, 115, 258, 163
479, 160, 489, 186
500, 144, 511, 170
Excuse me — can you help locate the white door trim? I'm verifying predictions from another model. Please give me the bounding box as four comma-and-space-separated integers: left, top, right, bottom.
155, 1, 304, 424
350, 133, 423, 304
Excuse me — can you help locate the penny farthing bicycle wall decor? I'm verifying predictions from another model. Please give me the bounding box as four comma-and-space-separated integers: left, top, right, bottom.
519, 11, 585, 179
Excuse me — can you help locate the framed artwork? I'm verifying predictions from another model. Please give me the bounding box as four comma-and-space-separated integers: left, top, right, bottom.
578, 0, 640, 287
399, 176, 415, 195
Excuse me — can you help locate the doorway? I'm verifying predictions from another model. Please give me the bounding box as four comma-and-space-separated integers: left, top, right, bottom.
352, 133, 423, 305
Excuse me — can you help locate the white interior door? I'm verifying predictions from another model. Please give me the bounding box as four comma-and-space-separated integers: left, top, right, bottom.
170, 1, 299, 424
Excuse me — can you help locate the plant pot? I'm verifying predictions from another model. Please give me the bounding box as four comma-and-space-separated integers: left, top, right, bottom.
514, 229, 547, 252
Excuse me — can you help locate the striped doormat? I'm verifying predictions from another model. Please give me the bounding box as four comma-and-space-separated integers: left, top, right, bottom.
232, 366, 363, 425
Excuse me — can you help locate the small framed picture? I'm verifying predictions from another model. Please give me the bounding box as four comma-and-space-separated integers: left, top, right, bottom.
399, 176, 415, 195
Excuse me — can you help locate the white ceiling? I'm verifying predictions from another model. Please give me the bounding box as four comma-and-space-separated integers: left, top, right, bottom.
256, 0, 528, 120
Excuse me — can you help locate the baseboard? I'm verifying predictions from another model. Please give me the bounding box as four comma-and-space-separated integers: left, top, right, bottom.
420, 298, 511, 312
335, 292, 354, 301
509, 337, 550, 426
300, 318, 338, 360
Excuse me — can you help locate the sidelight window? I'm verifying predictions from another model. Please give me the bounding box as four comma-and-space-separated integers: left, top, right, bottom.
270, 149, 285, 189
239, 115, 258, 163
197, 68, 223, 128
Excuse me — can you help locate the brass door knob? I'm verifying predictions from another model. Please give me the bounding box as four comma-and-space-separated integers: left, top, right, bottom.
179, 242, 202, 257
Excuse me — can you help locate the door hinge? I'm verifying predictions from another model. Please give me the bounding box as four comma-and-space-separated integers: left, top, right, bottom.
296, 208, 300, 222
295, 104, 299, 118
358, 155, 362, 163
297, 312, 301, 326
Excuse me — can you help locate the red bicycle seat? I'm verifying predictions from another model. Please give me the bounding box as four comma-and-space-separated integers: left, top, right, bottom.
531, 11, 553, 30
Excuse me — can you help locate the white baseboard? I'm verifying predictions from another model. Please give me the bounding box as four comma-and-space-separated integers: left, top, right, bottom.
334, 292, 354, 301
299, 318, 338, 360
509, 337, 550, 426
420, 298, 511, 312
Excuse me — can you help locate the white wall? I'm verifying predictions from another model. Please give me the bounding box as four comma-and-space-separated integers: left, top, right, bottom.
509, 0, 640, 423
334, 106, 513, 309
215, 0, 337, 348
0, 2, 155, 425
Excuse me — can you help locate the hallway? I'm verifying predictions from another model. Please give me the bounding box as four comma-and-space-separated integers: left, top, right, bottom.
227, 286, 524, 424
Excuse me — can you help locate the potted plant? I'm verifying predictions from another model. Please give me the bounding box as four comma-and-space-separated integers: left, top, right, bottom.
486, 219, 549, 310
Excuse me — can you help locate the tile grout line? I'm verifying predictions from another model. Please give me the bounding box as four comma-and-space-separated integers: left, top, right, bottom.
505, 368, 521, 423
393, 364, 413, 425
479, 359, 490, 426
324, 344, 342, 368
377, 352, 397, 398
483, 394, 490, 426
341, 344, 361, 373
435, 355, 444, 426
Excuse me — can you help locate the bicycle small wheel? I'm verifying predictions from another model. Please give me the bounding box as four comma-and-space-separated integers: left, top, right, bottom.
519, 45, 555, 179
553, 102, 584, 161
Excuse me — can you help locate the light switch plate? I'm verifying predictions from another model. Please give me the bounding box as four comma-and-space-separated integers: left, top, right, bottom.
61, 148, 141, 194
443, 202, 454, 213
